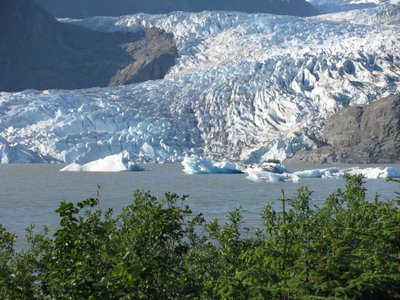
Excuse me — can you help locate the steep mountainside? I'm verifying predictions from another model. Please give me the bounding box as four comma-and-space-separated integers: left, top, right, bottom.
35, 0, 319, 18
0, 2, 399, 164
309, 0, 400, 13
287, 95, 400, 163
0, 0, 177, 92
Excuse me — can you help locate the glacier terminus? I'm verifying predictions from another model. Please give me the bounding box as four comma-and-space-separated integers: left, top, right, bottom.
0, 1, 399, 165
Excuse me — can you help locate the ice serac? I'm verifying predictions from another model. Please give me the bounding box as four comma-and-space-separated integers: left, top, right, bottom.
0, 0, 177, 92
60, 151, 143, 172
0, 2, 400, 164
0, 137, 45, 163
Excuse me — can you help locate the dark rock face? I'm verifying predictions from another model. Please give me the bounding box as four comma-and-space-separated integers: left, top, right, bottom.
286, 95, 400, 164
324, 106, 364, 148
35, 0, 319, 18
0, 0, 177, 92
109, 29, 177, 85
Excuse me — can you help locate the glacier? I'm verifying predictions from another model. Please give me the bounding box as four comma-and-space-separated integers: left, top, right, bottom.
0, 2, 399, 164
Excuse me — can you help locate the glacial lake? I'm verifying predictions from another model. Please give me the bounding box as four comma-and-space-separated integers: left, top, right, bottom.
1, 163, 400, 247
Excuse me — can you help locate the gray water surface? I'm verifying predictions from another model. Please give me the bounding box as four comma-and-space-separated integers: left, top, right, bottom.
1, 164, 399, 247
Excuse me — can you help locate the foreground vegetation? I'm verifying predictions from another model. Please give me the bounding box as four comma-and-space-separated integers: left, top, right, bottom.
1, 175, 399, 299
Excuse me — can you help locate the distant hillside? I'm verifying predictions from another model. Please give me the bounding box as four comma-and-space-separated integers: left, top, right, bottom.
35, 0, 319, 18
0, 0, 177, 92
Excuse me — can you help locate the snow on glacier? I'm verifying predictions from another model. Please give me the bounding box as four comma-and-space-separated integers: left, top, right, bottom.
0, 2, 399, 164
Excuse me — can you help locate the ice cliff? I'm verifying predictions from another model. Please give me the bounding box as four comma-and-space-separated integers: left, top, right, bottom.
0, 2, 399, 164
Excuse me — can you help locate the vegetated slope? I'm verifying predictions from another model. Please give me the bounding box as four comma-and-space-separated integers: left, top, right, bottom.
35, 0, 319, 18
0, 0, 177, 92
287, 95, 400, 163
0, 3, 399, 164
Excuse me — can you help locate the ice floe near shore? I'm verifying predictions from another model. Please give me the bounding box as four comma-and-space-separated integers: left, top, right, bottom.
60, 151, 143, 172
341, 166, 400, 179
292, 167, 340, 179
182, 157, 400, 182
248, 166, 400, 182
246, 168, 292, 183
292, 166, 400, 180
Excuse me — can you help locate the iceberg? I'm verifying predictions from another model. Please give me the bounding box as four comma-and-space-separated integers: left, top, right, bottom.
182, 156, 244, 174
339, 166, 400, 179
60, 151, 143, 172
244, 162, 291, 182
182, 155, 400, 182
246, 168, 292, 183
182, 156, 290, 180
246, 162, 290, 174
244, 165, 400, 183
293, 167, 340, 178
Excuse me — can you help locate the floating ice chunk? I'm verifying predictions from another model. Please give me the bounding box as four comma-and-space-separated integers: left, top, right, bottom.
261, 162, 289, 174
244, 163, 292, 182
182, 156, 244, 174
292, 174, 300, 183
245, 165, 400, 183
245, 162, 289, 174
340, 167, 400, 179
384, 167, 400, 178
291, 166, 400, 181
60, 151, 143, 172
293, 167, 340, 179
246, 169, 291, 183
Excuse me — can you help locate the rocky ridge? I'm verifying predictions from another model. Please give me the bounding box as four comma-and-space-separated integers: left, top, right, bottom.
286, 95, 400, 164
36, 0, 319, 18
0, 0, 177, 92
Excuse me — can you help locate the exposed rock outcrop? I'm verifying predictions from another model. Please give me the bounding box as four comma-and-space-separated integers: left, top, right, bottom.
36, 0, 319, 18
0, 0, 177, 92
286, 95, 400, 164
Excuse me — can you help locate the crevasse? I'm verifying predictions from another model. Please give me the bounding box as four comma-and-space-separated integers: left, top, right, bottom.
0, 3, 399, 164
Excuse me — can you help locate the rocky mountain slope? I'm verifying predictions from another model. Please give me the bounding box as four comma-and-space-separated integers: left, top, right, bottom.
0, 2, 399, 164
36, 0, 319, 18
309, 0, 399, 13
287, 95, 400, 163
0, 0, 177, 92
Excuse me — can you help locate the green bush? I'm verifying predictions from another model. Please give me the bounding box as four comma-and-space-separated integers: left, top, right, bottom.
0, 175, 399, 299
